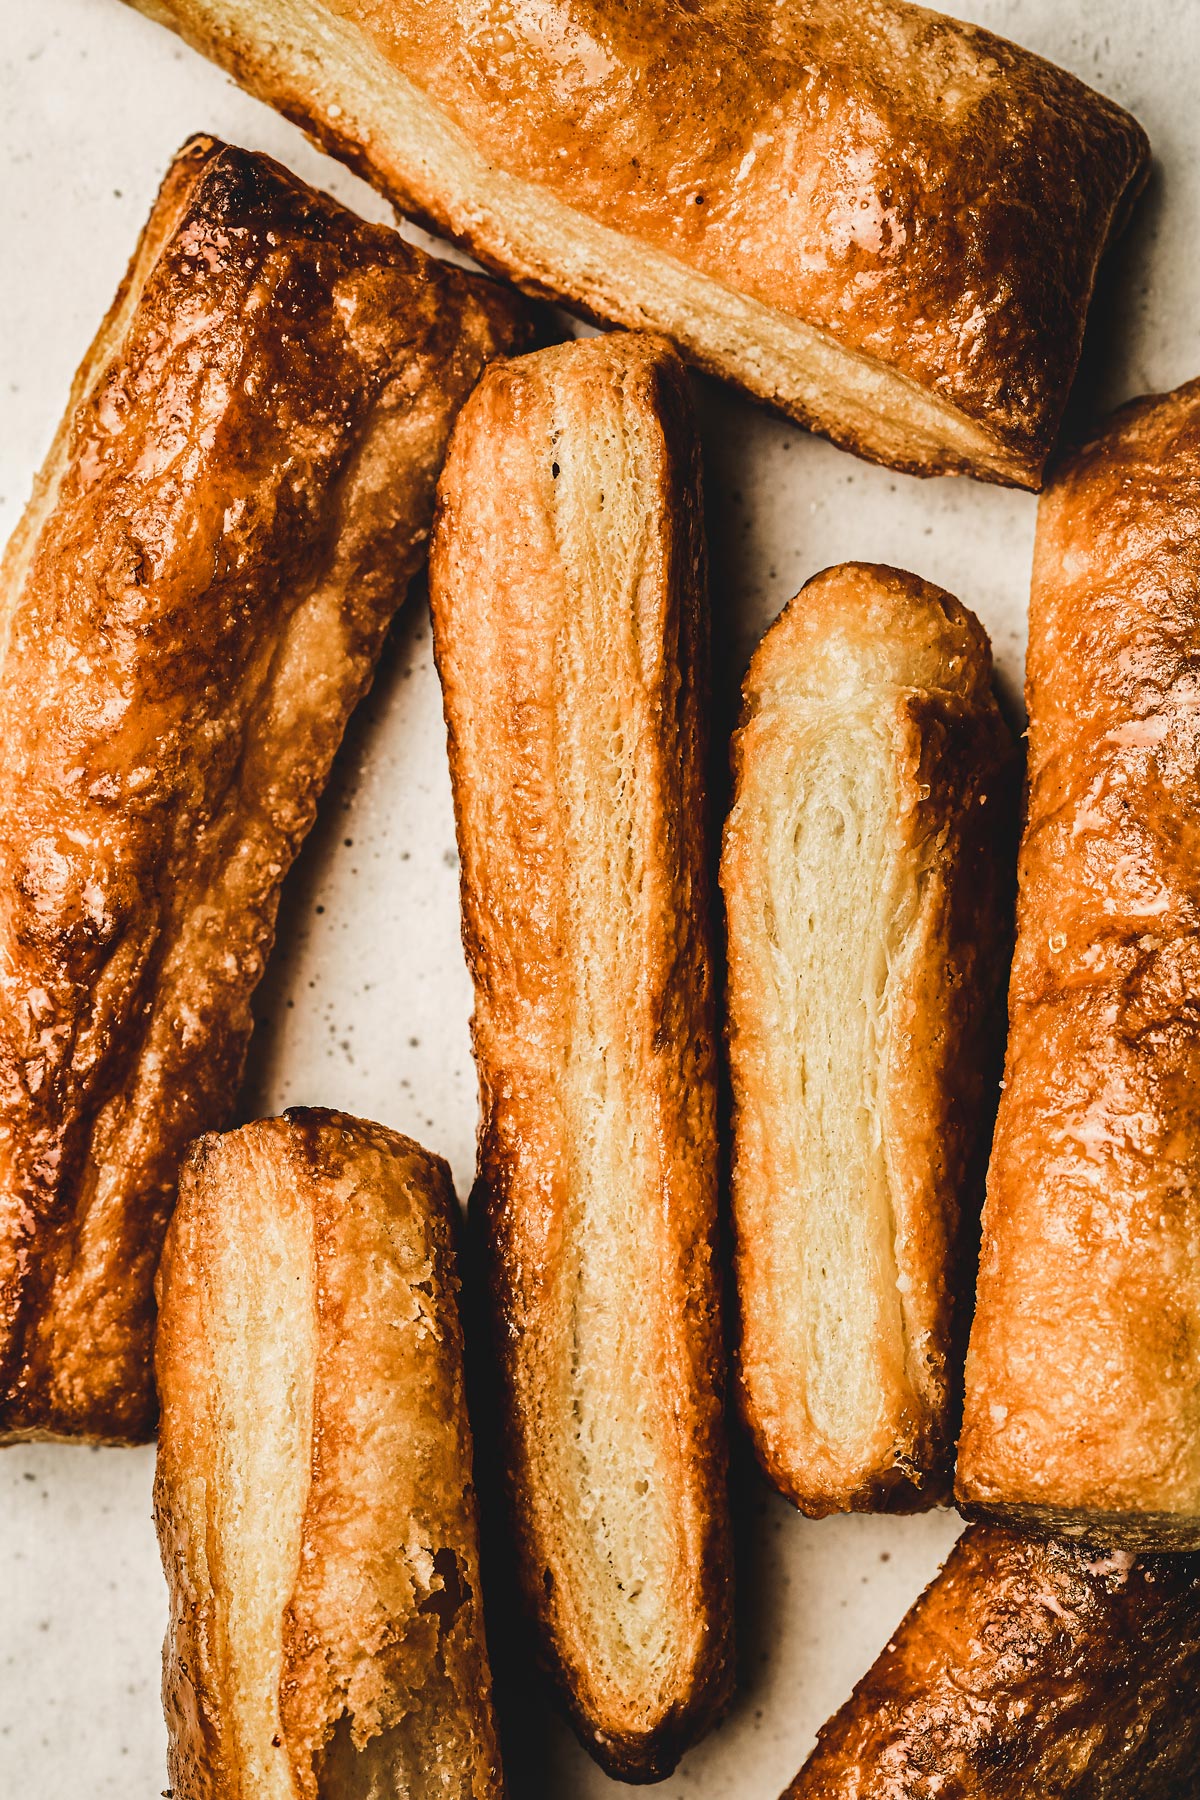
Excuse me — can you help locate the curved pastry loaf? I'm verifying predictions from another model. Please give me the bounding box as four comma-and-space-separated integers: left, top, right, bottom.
958, 379, 1200, 1549
124, 0, 1147, 486
785, 1524, 1200, 1800
155, 1110, 503, 1800
0, 134, 528, 1445
723, 565, 1014, 1516
428, 332, 732, 1779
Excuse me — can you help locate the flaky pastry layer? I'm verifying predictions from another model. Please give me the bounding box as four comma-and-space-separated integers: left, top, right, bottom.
723, 565, 1014, 1515
125, 0, 1147, 485
155, 1110, 503, 1800
428, 332, 732, 1780
0, 135, 527, 1443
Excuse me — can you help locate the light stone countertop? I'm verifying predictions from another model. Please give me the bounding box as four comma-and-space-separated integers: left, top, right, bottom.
0, 1, 1194, 1792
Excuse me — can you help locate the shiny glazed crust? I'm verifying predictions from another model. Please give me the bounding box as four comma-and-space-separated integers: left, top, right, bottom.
785, 1524, 1200, 1799
155, 1110, 503, 1800
0, 136, 528, 1445
958, 379, 1200, 1548
125, 0, 1147, 486
723, 565, 1014, 1516
428, 334, 732, 1779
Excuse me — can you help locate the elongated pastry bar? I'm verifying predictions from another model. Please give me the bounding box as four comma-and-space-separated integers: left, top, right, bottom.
155, 1110, 503, 1800
785, 1523, 1200, 1800
428, 332, 732, 1779
723, 565, 1014, 1517
125, 0, 1147, 487
0, 135, 528, 1446
958, 379, 1200, 1549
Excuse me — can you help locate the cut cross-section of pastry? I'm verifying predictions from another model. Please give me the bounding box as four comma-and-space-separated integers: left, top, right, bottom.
723, 565, 1015, 1516
155, 1109, 504, 1800
0, 133, 529, 1445
958, 377, 1200, 1549
428, 331, 733, 1781
124, 0, 1147, 485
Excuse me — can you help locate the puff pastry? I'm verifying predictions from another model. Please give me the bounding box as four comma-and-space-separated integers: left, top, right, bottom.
786, 1524, 1200, 1800
0, 134, 528, 1445
958, 379, 1200, 1549
722, 565, 1014, 1517
428, 332, 732, 1779
125, 0, 1147, 486
155, 1109, 503, 1800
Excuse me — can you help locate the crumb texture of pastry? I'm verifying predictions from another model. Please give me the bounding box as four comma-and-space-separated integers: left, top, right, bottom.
125, 0, 1147, 486
428, 332, 732, 1780
723, 564, 1015, 1518
0, 134, 529, 1447
154, 1109, 505, 1800
957, 377, 1200, 1549
785, 1523, 1200, 1800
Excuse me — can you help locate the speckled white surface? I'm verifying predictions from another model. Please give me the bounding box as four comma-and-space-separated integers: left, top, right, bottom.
0, 2, 1194, 1794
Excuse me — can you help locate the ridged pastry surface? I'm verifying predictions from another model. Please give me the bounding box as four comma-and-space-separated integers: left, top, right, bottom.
0, 134, 528, 1444
429, 332, 732, 1780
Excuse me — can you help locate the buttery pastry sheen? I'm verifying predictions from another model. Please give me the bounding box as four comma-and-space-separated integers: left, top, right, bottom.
428, 332, 733, 1780
155, 1111, 503, 1800
723, 565, 1014, 1517
785, 1524, 1200, 1800
0, 134, 528, 1444
125, 0, 1148, 486
958, 378, 1200, 1549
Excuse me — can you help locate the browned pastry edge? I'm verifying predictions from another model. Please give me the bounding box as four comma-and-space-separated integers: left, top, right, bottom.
0, 134, 529, 1444
956, 1498, 1200, 1552
429, 332, 732, 1780
785, 1523, 1200, 1800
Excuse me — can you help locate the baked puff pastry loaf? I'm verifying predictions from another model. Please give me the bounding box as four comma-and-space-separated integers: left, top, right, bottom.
428, 332, 732, 1779
125, 0, 1147, 487
958, 379, 1200, 1550
722, 565, 1014, 1516
0, 135, 528, 1445
785, 1524, 1200, 1800
155, 1110, 503, 1800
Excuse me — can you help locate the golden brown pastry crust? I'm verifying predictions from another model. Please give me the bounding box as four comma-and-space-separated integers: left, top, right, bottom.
958, 379, 1200, 1549
785, 1524, 1200, 1800
428, 333, 732, 1780
723, 566, 1015, 1517
0, 135, 528, 1445
126, 0, 1147, 486
155, 1110, 503, 1800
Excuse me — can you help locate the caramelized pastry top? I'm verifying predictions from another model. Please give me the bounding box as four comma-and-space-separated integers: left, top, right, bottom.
959, 377, 1200, 1539
790, 1524, 1200, 1798
339, 0, 1146, 468
0, 134, 527, 1441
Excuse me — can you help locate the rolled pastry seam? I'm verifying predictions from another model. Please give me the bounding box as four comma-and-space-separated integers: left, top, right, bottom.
0, 134, 529, 1444
958, 379, 1200, 1549
124, 0, 1146, 486
784, 1523, 1200, 1800
723, 565, 1015, 1516
428, 332, 733, 1780
155, 1110, 503, 1800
